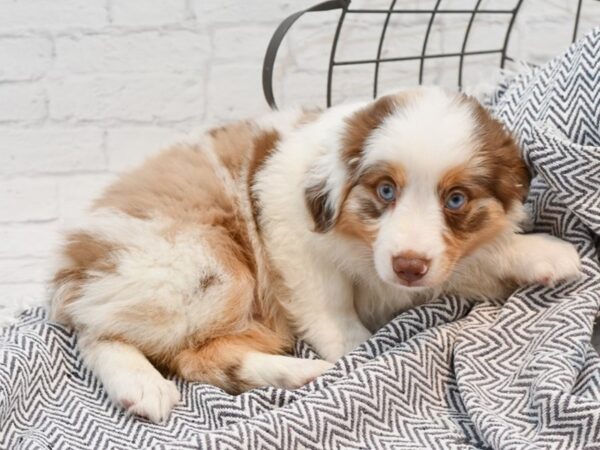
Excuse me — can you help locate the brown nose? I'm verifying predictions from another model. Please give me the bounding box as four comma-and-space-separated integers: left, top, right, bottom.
392, 253, 430, 283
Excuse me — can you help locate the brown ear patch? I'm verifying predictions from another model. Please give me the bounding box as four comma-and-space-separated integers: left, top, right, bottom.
306, 93, 413, 234
464, 96, 531, 210
305, 180, 337, 233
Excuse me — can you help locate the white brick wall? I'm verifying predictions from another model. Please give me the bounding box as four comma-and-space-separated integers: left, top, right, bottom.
0, 0, 598, 315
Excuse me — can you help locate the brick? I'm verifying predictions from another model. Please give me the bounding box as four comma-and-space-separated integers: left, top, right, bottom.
0, 178, 58, 222
329, 64, 378, 105
281, 69, 326, 108
106, 127, 184, 172
55, 31, 210, 74
289, 15, 384, 70
0, 84, 46, 122
511, 21, 573, 63
0, 0, 107, 30
48, 75, 205, 122
110, 0, 188, 26
193, 0, 299, 24
0, 223, 60, 258
213, 26, 271, 62
376, 60, 424, 93
206, 64, 270, 122
58, 174, 116, 224
0, 283, 46, 311
0, 259, 49, 283
0, 127, 105, 175
0, 37, 53, 81
382, 14, 442, 57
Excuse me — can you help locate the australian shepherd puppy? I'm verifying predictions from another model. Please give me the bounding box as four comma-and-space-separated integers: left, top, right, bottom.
49, 87, 581, 422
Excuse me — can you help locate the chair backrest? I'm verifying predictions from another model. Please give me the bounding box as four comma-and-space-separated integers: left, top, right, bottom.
263, 0, 593, 109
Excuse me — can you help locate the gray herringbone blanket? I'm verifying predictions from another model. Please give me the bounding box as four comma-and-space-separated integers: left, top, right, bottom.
1, 27, 599, 450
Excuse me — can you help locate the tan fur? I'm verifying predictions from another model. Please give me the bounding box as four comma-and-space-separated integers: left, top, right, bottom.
208, 120, 255, 179
464, 96, 530, 209
296, 108, 322, 127
336, 193, 379, 244
51, 232, 119, 324
171, 325, 289, 394
334, 96, 525, 284
435, 103, 527, 277
51, 119, 300, 394
336, 161, 406, 244
341, 95, 400, 177
94, 144, 235, 223
441, 202, 508, 275
248, 129, 281, 228
310, 96, 409, 236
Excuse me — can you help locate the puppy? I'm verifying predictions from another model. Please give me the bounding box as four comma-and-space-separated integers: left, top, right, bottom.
49, 87, 581, 422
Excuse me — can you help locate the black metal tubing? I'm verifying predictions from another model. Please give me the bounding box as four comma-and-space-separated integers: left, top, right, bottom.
573, 0, 584, 42
372, 0, 397, 98
263, 0, 593, 109
326, 4, 348, 107
262, 0, 349, 109
419, 0, 442, 85
335, 49, 503, 66
500, 0, 524, 69
346, 9, 514, 14
458, 0, 483, 89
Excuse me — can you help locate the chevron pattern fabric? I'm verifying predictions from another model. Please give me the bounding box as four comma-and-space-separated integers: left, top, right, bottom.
1, 27, 600, 450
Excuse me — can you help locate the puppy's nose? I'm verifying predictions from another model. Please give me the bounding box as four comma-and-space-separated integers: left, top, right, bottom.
392, 253, 430, 283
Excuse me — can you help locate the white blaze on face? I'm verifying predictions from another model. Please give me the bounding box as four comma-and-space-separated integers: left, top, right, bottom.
363, 87, 480, 287
373, 180, 447, 286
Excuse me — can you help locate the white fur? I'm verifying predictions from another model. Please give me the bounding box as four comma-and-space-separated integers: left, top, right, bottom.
361, 87, 477, 174
65, 209, 239, 353
239, 352, 333, 389
79, 337, 180, 423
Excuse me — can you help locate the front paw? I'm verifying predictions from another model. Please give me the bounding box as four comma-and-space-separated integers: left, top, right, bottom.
518, 234, 581, 287
110, 369, 180, 423
316, 326, 372, 362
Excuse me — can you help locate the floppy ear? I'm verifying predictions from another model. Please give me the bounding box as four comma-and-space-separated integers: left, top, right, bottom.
494, 138, 531, 205
304, 152, 348, 233
304, 180, 338, 233
464, 95, 531, 209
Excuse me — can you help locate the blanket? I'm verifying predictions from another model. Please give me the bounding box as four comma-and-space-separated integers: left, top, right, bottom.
1, 27, 599, 450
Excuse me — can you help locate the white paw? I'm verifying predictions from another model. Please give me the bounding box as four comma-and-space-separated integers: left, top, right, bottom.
109, 369, 180, 423
316, 326, 372, 362
241, 353, 333, 390
519, 235, 581, 287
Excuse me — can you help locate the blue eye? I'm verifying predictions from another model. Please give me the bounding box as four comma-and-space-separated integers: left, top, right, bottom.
446, 191, 467, 210
377, 182, 396, 202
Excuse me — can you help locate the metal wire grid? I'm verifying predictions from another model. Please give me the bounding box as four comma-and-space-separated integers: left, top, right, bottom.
262, 0, 589, 109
